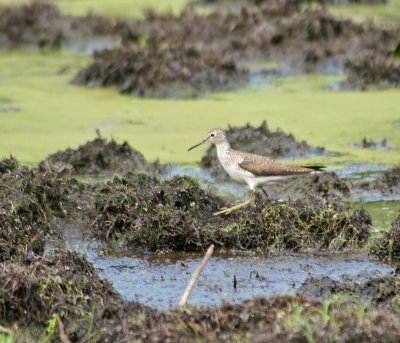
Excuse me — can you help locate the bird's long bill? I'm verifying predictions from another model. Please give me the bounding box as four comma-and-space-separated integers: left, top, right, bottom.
188, 138, 207, 151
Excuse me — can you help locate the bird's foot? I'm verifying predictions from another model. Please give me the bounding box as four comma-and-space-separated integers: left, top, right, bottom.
213, 199, 251, 216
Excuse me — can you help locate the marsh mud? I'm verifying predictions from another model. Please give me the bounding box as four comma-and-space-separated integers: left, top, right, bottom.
3, 1, 400, 93
199, 121, 325, 180
0, 164, 78, 262
1, 158, 400, 341
352, 166, 400, 202
0, 1, 129, 52
64, 234, 393, 308
39, 135, 166, 176
73, 44, 248, 98
298, 272, 400, 304
90, 171, 370, 252
370, 215, 400, 260
343, 56, 400, 89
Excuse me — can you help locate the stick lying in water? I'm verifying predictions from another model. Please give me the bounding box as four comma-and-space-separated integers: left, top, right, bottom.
179, 244, 214, 306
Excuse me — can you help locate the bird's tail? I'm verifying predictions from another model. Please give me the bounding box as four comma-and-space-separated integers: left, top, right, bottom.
302, 165, 326, 172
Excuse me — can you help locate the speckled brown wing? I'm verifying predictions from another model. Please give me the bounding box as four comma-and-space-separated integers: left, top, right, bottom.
238, 153, 319, 177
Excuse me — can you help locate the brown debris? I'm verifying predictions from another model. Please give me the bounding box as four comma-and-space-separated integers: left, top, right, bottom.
39, 136, 165, 176
92, 173, 370, 252
72, 44, 248, 98
343, 55, 400, 89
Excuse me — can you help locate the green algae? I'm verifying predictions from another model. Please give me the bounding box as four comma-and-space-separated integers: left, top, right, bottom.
0, 49, 399, 167
0, 0, 190, 18
352, 201, 400, 231
330, 0, 400, 27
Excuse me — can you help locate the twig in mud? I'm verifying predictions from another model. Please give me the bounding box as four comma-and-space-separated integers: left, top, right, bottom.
179, 244, 214, 306
0, 324, 12, 334
56, 315, 71, 343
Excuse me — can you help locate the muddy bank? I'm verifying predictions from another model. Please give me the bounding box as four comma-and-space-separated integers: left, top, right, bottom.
199, 121, 325, 180
0, 166, 78, 262
0, 155, 19, 174
92, 172, 370, 252
40, 135, 165, 176
72, 44, 248, 98
0, 251, 118, 327
4, 262, 400, 343
370, 215, 400, 260
343, 56, 400, 89
265, 171, 351, 203
298, 272, 400, 305
0, 0, 134, 50
357, 166, 400, 196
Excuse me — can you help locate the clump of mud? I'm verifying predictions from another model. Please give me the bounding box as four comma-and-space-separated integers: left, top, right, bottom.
40, 135, 165, 176
358, 165, 400, 196
370, 215, 400, 260
199, 121, 325, 180
344, 56, 400, 89
0, 0, 135, 50
0, 251, 118, 328
0, 156, 19, 174
0, 1, 64, 48
92, 173, 369, 252
299, 273, 400, 305
6, 289, 400, 342
265, 171, 351, 203
0, 167, 75, 261
73, 44, 248, 98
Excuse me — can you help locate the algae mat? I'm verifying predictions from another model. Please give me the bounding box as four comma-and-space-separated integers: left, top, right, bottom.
0, 50, 399, 167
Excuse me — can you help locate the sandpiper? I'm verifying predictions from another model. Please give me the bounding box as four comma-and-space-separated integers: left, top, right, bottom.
188, 128, 324, 215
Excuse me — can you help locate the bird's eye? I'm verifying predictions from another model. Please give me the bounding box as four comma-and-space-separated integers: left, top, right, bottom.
210, 133, 216, 137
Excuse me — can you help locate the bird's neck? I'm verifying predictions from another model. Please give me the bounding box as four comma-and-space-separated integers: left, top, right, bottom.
215, 141, 231, 160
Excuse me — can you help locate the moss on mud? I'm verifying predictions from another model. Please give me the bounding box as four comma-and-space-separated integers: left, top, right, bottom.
0, 251, 118, 328
370, 215, 400, 260
92, 173, 370, 252
359, 165, 400, 195
0, 167, 75, 261
73, 44, 248, 98
40, 135, 165, 176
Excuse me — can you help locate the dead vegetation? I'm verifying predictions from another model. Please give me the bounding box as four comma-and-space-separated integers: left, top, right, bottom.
40, 135, 165, 176
370, 215, 400, 260
358, 165, 400, 196
72, 44, 248, 98
0, 167, 75, 262
92, 173, 370, 252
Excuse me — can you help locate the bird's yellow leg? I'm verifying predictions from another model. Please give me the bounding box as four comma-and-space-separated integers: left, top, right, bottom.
213, 190, 255, 216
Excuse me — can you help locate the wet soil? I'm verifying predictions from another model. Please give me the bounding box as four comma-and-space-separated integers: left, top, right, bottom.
2, 1, 399, 93
0, 166, 77, 262
343, 55, 400, 89
370, 215, 400, 260
199, 121, 325, 180
3, 252, 400, 342
72, 44, 248, 98
92, 172, 370, 252
0, 251, 118, 328
39, 135, 166, 176
84, 243, 393, 308
264, 171, 351, 203
0, 1, 131, 51
355, 166, 400, 200
298, 272, 400, 305
0, 154, 399, 341
0, 155, 19, 174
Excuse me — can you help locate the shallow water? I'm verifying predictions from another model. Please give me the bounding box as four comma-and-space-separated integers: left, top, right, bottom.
53, 229, 394, 309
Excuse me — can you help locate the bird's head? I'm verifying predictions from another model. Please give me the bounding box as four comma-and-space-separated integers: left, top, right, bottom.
188, 128, 227, 151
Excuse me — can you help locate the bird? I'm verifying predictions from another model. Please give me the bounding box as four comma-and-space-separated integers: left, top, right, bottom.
188, 128, 324, 215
